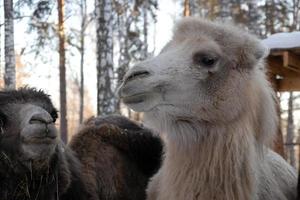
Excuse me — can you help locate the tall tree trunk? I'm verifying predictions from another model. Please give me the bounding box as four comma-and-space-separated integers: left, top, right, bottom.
264, 0, 276, 35
95, 0, 116, 115
116, 6, 129, 110
189, 0, 196, 15
0, 31, 1, 88
291, 0, 300, 31
57, 0, 68, 143
218, 0, 231, 19
287, 92, 295, 167
4, 0, 16, 89
247, 0, 260, 36
79, 0, 87, 124
142, 1, 148, 59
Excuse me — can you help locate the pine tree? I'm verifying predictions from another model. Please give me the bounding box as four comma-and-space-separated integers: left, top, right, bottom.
57, 0, 68, 143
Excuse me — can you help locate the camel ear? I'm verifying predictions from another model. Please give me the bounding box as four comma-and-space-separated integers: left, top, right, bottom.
239, 39, 269, 69
254, 42, 269, 60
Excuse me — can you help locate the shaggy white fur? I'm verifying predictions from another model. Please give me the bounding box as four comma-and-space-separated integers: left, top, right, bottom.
119, 17, 297, 200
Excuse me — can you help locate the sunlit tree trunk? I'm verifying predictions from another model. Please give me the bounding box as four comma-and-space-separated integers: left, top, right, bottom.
287, 92, 295, 167
95, 0, 116, 115
184, 0, 191, 16
79, 0, 87, 123
4, 0, 16, 89
57, 0, 68, 143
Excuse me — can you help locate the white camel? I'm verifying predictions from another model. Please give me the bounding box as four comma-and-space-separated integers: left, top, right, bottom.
119, 17, 297, 200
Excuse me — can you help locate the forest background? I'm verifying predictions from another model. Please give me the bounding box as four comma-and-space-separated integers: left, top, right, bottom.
0, 0, 300, 168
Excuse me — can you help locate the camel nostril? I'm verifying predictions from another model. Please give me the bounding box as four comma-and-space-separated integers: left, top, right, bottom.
125, 70, 150, 83
29, 113, 53, 125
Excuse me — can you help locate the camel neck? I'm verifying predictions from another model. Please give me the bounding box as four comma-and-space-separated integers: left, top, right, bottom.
161, 115, 257, 200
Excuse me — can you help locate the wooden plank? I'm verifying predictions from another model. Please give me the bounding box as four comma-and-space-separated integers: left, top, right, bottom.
269, 50, 285, 56
277, 77, 300, 91
283, 51, 300, 72
267, 57, 299, 78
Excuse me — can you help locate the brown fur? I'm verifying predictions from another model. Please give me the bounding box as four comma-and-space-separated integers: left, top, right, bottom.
69, 115, 163, 200
0, 88, 89, 200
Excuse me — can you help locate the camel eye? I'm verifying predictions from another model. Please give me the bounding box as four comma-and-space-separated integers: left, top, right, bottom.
193, 53, 218, 67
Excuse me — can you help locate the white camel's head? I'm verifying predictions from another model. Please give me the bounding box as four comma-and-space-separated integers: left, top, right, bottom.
119, 18, 274, 132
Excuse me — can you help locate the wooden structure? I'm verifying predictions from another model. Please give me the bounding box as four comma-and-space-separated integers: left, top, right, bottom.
267, 48, 300, 91
265, 43, 300, 158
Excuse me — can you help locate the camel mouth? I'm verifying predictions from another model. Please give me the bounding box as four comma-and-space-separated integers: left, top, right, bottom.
122, 93, 148, 105
22, 134, 57, 145
125, 70, 150, 84
21, 124, 58, 145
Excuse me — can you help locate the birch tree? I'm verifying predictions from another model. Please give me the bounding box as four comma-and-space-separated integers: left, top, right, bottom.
142, 1, 149, 59
95, 0, 157, 114
95, 0, 116, 115
116, 1, 131, 86
286, 92, 295, 167
115, 0, 157, 84
4, 0, 16, 89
